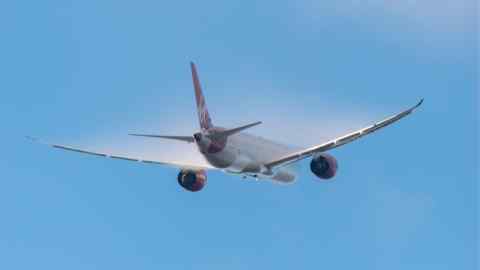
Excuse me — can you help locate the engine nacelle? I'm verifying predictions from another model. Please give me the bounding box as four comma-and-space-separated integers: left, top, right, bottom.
177, 170, 207, 192
310, 154, 338, 180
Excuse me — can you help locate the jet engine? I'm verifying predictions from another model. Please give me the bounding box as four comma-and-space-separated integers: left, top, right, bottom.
310, 153, 338, 180
177, 170, 207, 192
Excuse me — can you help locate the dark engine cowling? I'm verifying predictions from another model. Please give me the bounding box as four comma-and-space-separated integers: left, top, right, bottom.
177, 170, 207, 192
310, 153, 338, 180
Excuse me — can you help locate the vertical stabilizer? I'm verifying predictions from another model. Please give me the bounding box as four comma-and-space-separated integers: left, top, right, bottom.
190, 62, 213, 131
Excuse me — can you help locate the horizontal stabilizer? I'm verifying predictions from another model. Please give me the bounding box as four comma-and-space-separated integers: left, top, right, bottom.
129, 134, 194, 143
216, 121, 262, 138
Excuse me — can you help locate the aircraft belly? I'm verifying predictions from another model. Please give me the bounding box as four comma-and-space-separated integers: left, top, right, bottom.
230, 154, 261, 173
270, 169, 297, 184
203, 150, 235, 168
202, 133, 299, 174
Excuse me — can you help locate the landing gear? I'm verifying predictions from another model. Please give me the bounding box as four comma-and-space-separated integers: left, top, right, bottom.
241, 174, 259, 181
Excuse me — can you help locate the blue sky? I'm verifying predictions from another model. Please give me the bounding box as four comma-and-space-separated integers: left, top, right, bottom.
0, 1, 477, 269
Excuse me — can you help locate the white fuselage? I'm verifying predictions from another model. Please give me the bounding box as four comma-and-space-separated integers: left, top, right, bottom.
195, 130, 299, 183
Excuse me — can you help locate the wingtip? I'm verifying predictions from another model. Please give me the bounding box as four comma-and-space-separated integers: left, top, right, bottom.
128, 133, 144, 137
129, 133, 149, 138
416, 98, 424, 108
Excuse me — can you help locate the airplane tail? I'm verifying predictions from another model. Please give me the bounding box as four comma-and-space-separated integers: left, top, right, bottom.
191, 62, 214, 131
128, 62, 262, 144
129, 121, 263, 143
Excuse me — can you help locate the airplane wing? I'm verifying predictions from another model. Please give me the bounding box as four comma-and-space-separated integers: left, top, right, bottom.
264, 99, 424, 170
28, 137, 214, 170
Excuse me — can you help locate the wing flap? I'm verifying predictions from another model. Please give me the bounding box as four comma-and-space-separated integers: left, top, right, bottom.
265, 99, 423, 170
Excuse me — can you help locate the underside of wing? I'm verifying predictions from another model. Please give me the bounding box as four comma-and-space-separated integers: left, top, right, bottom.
28, 137, 214, 171
264, 99, 424, 170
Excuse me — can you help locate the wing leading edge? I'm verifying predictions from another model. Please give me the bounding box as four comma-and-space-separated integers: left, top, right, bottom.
264, 99, 424, 170
27, 137, 213, 171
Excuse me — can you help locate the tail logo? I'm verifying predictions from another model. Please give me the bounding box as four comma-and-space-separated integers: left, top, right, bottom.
198, 96, 212, 130
191, 62, 213, 130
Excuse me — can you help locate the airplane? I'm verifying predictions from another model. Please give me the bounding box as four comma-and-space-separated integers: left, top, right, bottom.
30, 62, 423, 192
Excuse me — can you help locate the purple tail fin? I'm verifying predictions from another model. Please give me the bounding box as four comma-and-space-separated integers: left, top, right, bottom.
190, 62, 213, 131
